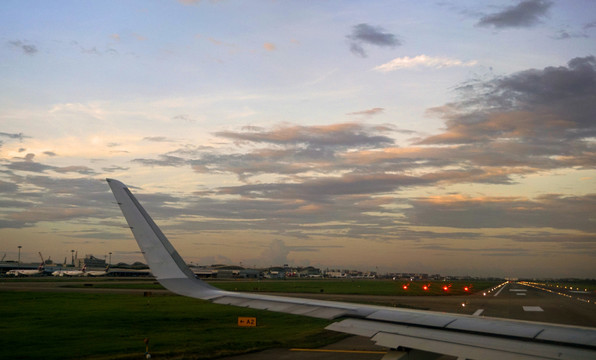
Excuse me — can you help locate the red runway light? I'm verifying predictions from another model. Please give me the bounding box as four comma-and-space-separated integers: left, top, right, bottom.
464, 286, 469, 292
423, 285, 429, 291
443, 285, 449, 291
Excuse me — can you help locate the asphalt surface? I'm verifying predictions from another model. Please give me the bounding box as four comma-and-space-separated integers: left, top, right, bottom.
2, 279, 594, 359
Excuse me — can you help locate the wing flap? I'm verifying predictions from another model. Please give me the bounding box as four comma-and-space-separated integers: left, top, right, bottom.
536, 326, 596, 346
445, 316, 545, 338
366, 309, 459, 328
330, 318, 596, 360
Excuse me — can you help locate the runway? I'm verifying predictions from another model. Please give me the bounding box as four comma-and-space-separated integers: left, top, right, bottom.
462, 281, 596, 327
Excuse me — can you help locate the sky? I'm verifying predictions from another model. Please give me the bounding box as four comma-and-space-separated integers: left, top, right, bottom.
1, 0, 595, 278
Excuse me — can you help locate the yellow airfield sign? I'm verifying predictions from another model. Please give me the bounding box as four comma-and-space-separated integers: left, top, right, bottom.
237, 317, 257, 327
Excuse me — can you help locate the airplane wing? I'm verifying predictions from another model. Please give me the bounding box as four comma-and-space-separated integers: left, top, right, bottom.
106, 178, 596, 360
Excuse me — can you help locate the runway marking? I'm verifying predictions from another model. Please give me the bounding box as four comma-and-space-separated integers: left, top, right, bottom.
472, 309, 484, 316
510, 289, 527, 292
523, 306, 544, 312
516, 293, 527, 296
493, 285, 506, 297
290, 348, 386, 354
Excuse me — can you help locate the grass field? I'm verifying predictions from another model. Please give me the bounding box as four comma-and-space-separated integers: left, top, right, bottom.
0, 291, 343, 360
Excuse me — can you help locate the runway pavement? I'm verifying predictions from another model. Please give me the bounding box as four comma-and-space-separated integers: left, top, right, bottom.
462, 281, 596, 327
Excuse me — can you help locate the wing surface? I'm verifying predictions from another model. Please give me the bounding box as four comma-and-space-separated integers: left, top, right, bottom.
107, 179, 596, 360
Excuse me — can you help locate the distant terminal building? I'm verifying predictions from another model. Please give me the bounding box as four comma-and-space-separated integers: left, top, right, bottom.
190, 265, 322, 279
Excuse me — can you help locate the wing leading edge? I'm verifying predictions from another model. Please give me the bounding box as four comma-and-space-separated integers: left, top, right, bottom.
107, 179, 596, 360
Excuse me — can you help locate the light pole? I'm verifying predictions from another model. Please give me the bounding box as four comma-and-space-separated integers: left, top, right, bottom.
71, 250, 75, 266
18, 246, 22, 265
109, 252, 112, 266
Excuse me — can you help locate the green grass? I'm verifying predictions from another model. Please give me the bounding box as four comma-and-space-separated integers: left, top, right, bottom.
0, 291, 343, 360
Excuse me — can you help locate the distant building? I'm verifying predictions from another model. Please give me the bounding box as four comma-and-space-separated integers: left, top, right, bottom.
82, 255, 106, 268
299, 266, 322, 278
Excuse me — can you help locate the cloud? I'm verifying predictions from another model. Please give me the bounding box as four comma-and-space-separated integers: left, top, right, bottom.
217, 173, 433, 203
347, 23, 401, 57
102, 165, 129, 173
0, 132, 26, 140
374, 55, 478, 72
263, 42, 276, 51
551, 29, 588, 40
0, 219, 32, 229
259, 239, 290, 265
132, 155, 187, 167
143, 136, 173, 142
53, 166, 96, 175
9, 40, 38, 55
584, 21, 596, 30
172, 114, 195, 123
347, 108, 385, 117
477, 0, 552, 29
9, 207, 98, 222
0, 132, 26, 148
412, 56, 596, 179
133, 33, 146, 42
207, 37, 235, 47
68, 41, 118, 56
405, 194, 596, 232
4, 153, 97, 175
215, 123, 394, 148
422, 56, 596, 146
0, 176, 115, 229
159, 123, 396, 181
6, 157, 54, 173
0, 180, 19, 193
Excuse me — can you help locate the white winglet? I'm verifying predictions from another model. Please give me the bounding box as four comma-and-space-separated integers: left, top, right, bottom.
106, 178, 221, 299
